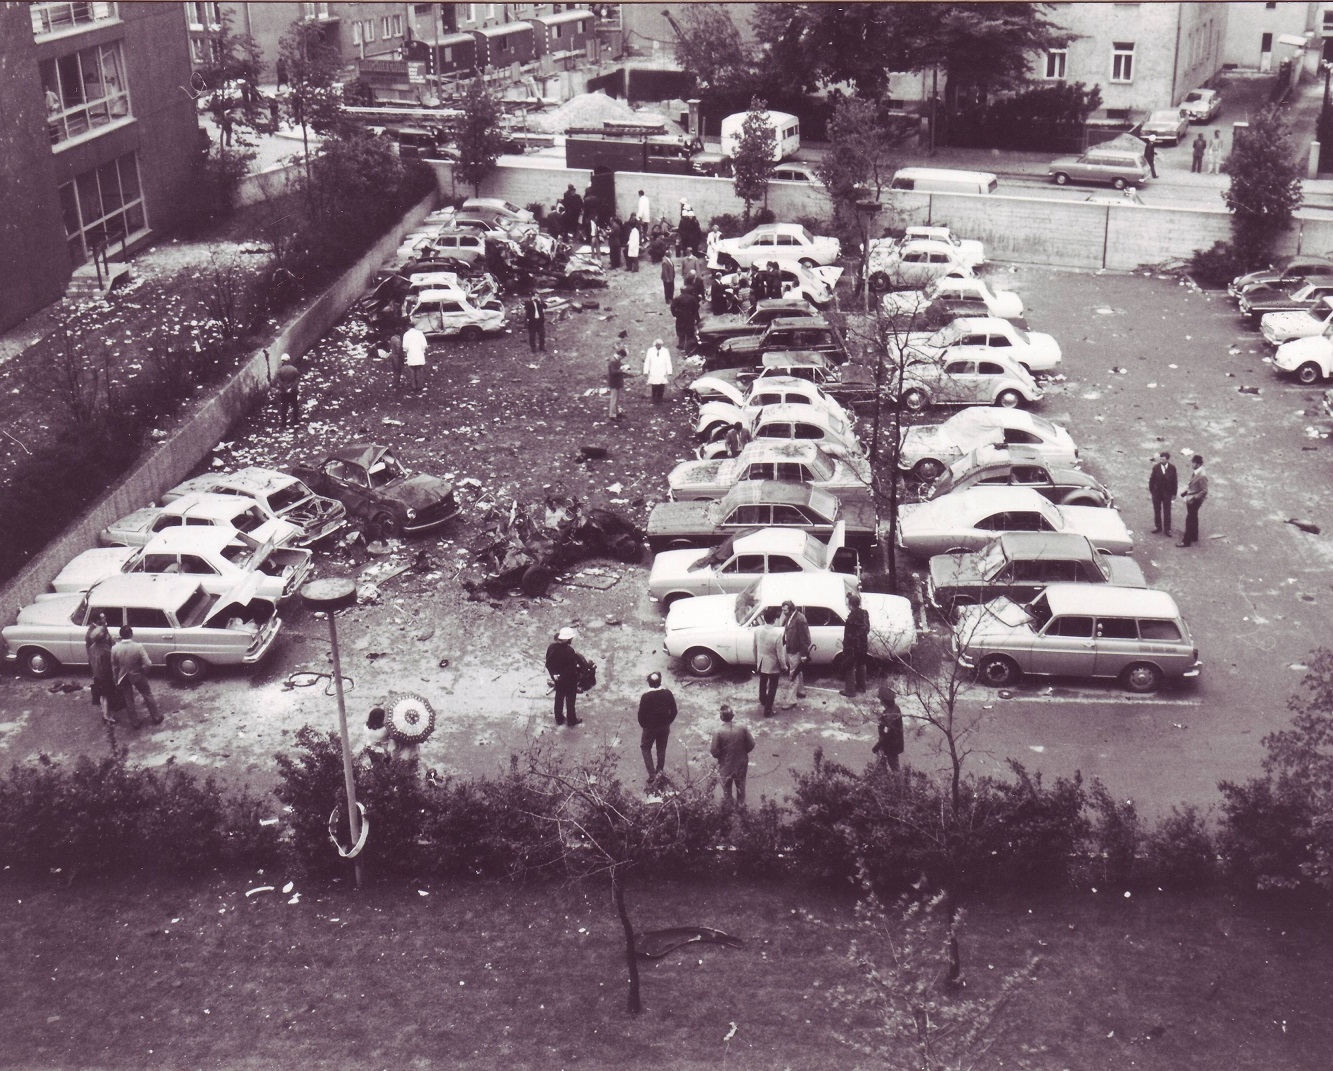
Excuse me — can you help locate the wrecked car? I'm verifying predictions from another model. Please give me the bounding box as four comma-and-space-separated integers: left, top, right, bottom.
292, 444, 460, 539
161, 466, 346, 546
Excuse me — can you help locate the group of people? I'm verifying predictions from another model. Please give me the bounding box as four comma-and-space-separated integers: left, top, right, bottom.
85, 617, 164, 729
1147, 451, 1210, 547
1189, 129, 1225, 175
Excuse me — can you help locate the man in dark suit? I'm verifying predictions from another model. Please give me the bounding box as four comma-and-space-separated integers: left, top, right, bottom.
1148, 451, 1178, 536
523, 295, 546, 353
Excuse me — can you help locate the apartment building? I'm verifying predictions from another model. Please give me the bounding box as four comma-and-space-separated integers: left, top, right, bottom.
0, 2, 200, 333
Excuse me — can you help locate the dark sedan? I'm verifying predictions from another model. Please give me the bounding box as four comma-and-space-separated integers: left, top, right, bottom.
704, 317, 850, 372
693, 298, 817, 355
1230, 254, 1333, 299
1238, 280, 1333, 322
646, 480, 879, 553
928, 444, 1114, 507
292, 444, 460, 539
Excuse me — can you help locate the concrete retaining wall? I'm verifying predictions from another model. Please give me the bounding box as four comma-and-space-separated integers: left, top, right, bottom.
236, 161, 302, 207
0, 190, 438, 625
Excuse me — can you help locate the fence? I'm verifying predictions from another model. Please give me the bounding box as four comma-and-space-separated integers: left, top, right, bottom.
0, 191, 438, 625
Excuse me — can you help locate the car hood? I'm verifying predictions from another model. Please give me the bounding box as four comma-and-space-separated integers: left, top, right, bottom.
665, 592, 736, 630
1275, 335, 1333, 366
1059, 505, 1133, 549
955, 598, 1033, 643
382, 474, 455, 511
668, 459, 726, 493
697, 401, 744, 434
650, 547, 711, 584
1263, 310, 1320, 334
53, 547, 136, 591
648, 501, 714, 536
15, 593, 83, 627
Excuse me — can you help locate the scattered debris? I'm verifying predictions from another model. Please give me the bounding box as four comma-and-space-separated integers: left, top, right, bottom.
1286, 518, 1321, 535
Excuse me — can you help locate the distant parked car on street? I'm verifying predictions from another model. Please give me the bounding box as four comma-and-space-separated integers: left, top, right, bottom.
1138, 108, 1189, 145
1180, 88, 1222, 122
1049, 142, 1150, 189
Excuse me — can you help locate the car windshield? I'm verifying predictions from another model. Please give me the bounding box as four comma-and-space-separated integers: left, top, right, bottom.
178, 589, 212, 628
266, 484, 307, 512
1012, 326, 1030, 344
797, 226, 814, 244
232, 508, 266, 533
1028, 414, 1060, 437
735, 579, 761, 623
72, 594, 90, 625
1027, 592, 1052, 630
367, 454, 406, 488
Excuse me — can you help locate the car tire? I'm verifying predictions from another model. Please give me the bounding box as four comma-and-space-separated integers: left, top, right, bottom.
18, 647, 58, 679
1122, 662, 1163, 694
683, 647, 722, 677
662, 592, 691, 609
995, 389, 1022, 409
912, 457, 946, 481
1112, 177, 1128, 190
666, 537, 696, 550
372, 512, 402, 540
168, 654, 210, 683
869, 272, 890, 292
459, 325, 483, 342
978, 654, 1022, 687
902, 388, 928, 412
1052, 172, 1070, 186
520, 564, 554, 597
1297, 362, 1323, 385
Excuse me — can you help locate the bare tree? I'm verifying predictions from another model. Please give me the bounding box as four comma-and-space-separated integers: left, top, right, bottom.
51, 313, 105, 428
202, 249, 250, 340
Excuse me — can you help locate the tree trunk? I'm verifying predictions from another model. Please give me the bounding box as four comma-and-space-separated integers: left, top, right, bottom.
611, 870, 642, 1014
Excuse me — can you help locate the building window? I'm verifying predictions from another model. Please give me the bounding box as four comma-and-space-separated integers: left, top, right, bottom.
185, 2, 220, 30
1111, 41, 1135, 82
365, 19, 375, 41
554, 24, 563, 39
1266, 2, 1278, 9
394, 14, 404, 35
30, 2, 117, 37
302, 2, 330, 19
352, 21, 362, 44
41, 41, 132, 147
59, 151, 146, 266
1044, 49, 1067, 79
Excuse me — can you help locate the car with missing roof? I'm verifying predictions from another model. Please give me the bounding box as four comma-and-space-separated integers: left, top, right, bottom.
1259, 297, 1333, 346
663, 573, 915, 677
953, 584, 1200, 694
1229, 253, 1333, 299
2, 573, 282, 682
926, 531, 1146, 618
895, 485, 1133, 559
927, 444, 1113, 507
52, 527, 312, 601
647, 480, 879, 553
667, 440, 873, 503
292, 444, 460, 538
649, 522, 855, 605
881, 275, 1024, 321
900, 408, 1080, 481
713, 222, 841, 269
99, 493, 302, 550
160, 467, 346, 546
695, 376, 853, 441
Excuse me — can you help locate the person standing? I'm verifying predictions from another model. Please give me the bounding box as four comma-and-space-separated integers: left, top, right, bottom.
376, 327, 405, 393
1177, 454, 1209, 548
840, 591, 871, 697
561, 184, 583, 235
661, 253, 676, 304
524, 294, 547, 353
274, 353, 301, 428
85, 611, 121, 725
607, 344, 628, 421
1191, 132, 1207, 173
706, 224, 721, 267
637, 671, 677, 786
112, 626, 162, 728
583, 188, 600, 231
681, 250, 702, 283
1206, 129, 1223, 174
782, 600, 811, 704
1143, 137, 1158, 179
723, 421, 747, 458
1149, 451, 1178, 536
755, 618, 785, 717
607, 217, 623, 270
625, 217, 641, 271
636, 189, 651, 225
709, 705, 755, 806
544, 626, 586, 727
871, 684, 905, 771
402, 324, 428, 392
671, 288, 702, 349
643, 339, 672, 404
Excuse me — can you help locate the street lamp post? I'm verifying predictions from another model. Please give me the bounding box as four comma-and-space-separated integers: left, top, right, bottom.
855, 199, 882, 314
300, 577, 363, 888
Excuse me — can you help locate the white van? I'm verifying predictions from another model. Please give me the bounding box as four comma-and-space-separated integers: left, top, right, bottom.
889, 168, 998, 195
719, 110, 801, 163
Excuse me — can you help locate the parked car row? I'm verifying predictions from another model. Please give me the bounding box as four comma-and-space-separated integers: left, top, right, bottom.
1228, 254, 1333, 386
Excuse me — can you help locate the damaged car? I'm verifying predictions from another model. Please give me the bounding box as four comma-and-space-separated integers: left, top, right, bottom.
292, 444, 460, 539
160, 466, 346, 546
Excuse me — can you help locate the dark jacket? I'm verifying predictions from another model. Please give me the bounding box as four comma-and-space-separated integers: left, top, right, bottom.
710, 723, 755, 776
607, 354, 625, 389
873, 705, 905, 757
843, 606, 871, 657
1148, 461, 1177, 499
783, 610, 811, 657
637, 688, 678, 731
545, 640, 582, 681
524, 297, 545, 326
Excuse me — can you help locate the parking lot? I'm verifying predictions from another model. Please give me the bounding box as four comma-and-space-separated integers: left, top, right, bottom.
3, 254, 1330, 817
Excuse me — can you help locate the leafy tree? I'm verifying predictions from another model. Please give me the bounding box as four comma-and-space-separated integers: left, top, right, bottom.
278, 18, 345, 163
194, 7, 264, 124
1222, 104, 1304, 263
818, 95, 915, 232
672, 3, 752, 92
454, 77, 505, 197
731, 97, 776, 223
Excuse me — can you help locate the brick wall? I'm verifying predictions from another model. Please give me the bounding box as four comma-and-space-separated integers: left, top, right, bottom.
0, 191, 437, 626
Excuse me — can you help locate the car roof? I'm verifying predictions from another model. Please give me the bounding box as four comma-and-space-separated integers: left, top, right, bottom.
139, 527, 249, 553
160, 493, 262, 521
946, 407, 1040, 432
748, 376, 821, 395
224, 467, 301, 492
87, 573, 202, 608
1039, 583, 1180, 617
415, 288, 471, 302
755, 297, 812, 313
944, 316, 1012, 333
753, 403, 849, 429
741, 223, 809, 238
327, 443, 394, 467
767, 316, 830, 329
990, 532, 1096, 559
924, 485, 1051, 514
899, 239, 958, 253
720, 479, 836, 515
964, 443, 1047, 467
732, 527, 816, 555
753, 572, 853, 602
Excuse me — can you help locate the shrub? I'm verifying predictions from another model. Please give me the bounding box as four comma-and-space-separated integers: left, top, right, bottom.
708, 213, 746, 238
1217, 775, 1315, 891
175, 147, 258, 236
1141, 805, 1217, 891
1185, 240, 1248, 289
1081, 780, 1144, 889
753, 206, 777, 227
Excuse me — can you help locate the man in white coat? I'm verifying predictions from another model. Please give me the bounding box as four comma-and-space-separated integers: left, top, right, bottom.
643, 338, 672, 404
636, 189, 651, 225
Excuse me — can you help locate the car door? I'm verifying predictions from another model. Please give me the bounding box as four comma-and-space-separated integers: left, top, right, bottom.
1033, 614, 1099, 675
323, 460, 376, 519
898, 250, 928, 287
1000, 559, 1049, 605
975, 360, 1013, 403
714, 552, 765, 594
938, 357, 978, 404
770, 503, 814, 531
802, 604, 845, 665
1090, 616, 1143, 679
124, 604, 177, 665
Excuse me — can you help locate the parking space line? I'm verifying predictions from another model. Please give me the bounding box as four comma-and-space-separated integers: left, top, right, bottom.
958, 694, 1202, 707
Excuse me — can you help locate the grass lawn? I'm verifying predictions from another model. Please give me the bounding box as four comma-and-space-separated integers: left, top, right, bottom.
2, 873, 1331, 1070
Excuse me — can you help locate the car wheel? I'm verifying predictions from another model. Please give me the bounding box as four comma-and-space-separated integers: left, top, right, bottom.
683, 647, 722, 677
1122, 662, 1163, 694
459, 325, 483, 342
662, 592, 691, 609
520, 564, 554, 597
1112, 177, 1128, 190
869, 272, 890, 292
1297, 362, 1323, 385
168, 654, 209, 683
902, 388, 928, 412
18, 647, 58, 679
995, 389, 1021, 409
1052, 172, 1070, 186
799, 257, 817, 269
666, 537, 696, 550
912, 457, 945, 481
978, 654, 1021, 687
372, 512, 402, 540
947, 596, 976, 623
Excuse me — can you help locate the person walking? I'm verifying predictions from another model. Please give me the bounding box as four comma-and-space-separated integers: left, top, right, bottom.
85, 611, 121, 725
661, 253, 676, 304
376, 327, 405, 393
1206, 129, 1223, 174
112, 626, 162, 728
781, 600, 811, 704
544, 626, 586, 727
1149, 450, 1178, 536
524, 294, 547, 353
709, 705, 755, 806
643, 339, 672, 404
637, 671, 677, 787
607, 344, 628, 420
1191, 132, 1207, 173
1144, 137, 1158, 179
636, 189, 651, 225
274, 353, 301, 428
839, 590, 871, 697
625, 217, 641, 271
755, 618, 785, 717
1177, 454, 1209, 548
607, 217, 623, 270
871, 684, 905, 771
402, 323, 428, 392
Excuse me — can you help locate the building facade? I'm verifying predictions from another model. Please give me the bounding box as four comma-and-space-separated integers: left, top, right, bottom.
1, 1, 200, 333
1222, 2, 1315, 70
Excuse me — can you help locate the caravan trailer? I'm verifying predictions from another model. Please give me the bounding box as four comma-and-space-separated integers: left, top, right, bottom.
719, 110, 800, 163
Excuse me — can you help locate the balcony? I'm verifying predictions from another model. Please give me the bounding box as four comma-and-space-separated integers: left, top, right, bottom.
30, 2, 118, 39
